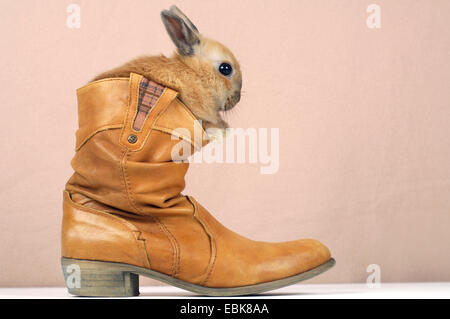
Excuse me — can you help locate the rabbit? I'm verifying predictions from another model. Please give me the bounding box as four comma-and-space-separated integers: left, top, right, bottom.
92, 5, 242, 131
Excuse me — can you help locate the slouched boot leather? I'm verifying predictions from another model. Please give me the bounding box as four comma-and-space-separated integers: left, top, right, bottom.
61, 73, 335, 296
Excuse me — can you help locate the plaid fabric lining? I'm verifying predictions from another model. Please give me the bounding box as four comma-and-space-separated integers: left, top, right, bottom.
133, 77, 165, 131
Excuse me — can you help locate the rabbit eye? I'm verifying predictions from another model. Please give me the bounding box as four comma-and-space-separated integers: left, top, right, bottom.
218, 63, 233, 76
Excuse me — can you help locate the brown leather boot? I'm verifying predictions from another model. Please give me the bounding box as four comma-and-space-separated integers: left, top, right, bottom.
61, 73, 335, 296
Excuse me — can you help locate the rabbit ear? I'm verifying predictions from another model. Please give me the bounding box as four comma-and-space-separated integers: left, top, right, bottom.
161, 7, 200, 56
168, 5, 199, 33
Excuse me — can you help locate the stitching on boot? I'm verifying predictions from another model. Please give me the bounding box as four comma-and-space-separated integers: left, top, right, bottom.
120, 150, 160, 270
120, 150, 140, 212
119, 73, 140, 148
76, 77, 128, 95
198, 216, 217, 286
155, 217, 181, 277
187, 197, 217, 286
66, 192, 139, 231
133, 230, 151, 269
64, 192, 148, 268
117, 144, 131, 204
120, 149, 179, 277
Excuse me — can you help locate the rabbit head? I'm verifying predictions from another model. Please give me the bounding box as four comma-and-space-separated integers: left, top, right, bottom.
161, 6, 242, 129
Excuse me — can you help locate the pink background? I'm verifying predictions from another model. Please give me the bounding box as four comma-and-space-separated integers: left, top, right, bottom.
0, 0, 449, 287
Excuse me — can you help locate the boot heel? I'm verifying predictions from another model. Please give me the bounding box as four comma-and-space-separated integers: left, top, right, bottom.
61, 257, 139, 297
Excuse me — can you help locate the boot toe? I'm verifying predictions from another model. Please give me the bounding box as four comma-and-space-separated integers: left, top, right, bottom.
294, 238, 331, 270
269, 238, 331, 279
251, 238, 331, 285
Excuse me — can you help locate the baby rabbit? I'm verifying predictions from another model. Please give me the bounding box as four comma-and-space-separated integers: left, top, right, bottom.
93, 5, 242, 130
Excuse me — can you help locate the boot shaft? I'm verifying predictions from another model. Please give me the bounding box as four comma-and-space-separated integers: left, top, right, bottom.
66, 73, 208, 215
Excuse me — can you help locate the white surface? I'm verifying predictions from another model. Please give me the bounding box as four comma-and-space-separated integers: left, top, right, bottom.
0, 282, 448, 299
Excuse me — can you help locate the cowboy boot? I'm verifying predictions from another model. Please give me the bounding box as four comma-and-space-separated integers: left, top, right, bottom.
61, 73, 335, 297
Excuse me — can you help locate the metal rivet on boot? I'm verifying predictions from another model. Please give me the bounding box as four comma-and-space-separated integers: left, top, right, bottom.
128, 134, 138, 144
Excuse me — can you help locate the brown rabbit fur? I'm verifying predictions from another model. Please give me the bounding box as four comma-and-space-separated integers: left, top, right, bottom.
92, 6, 242, 131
